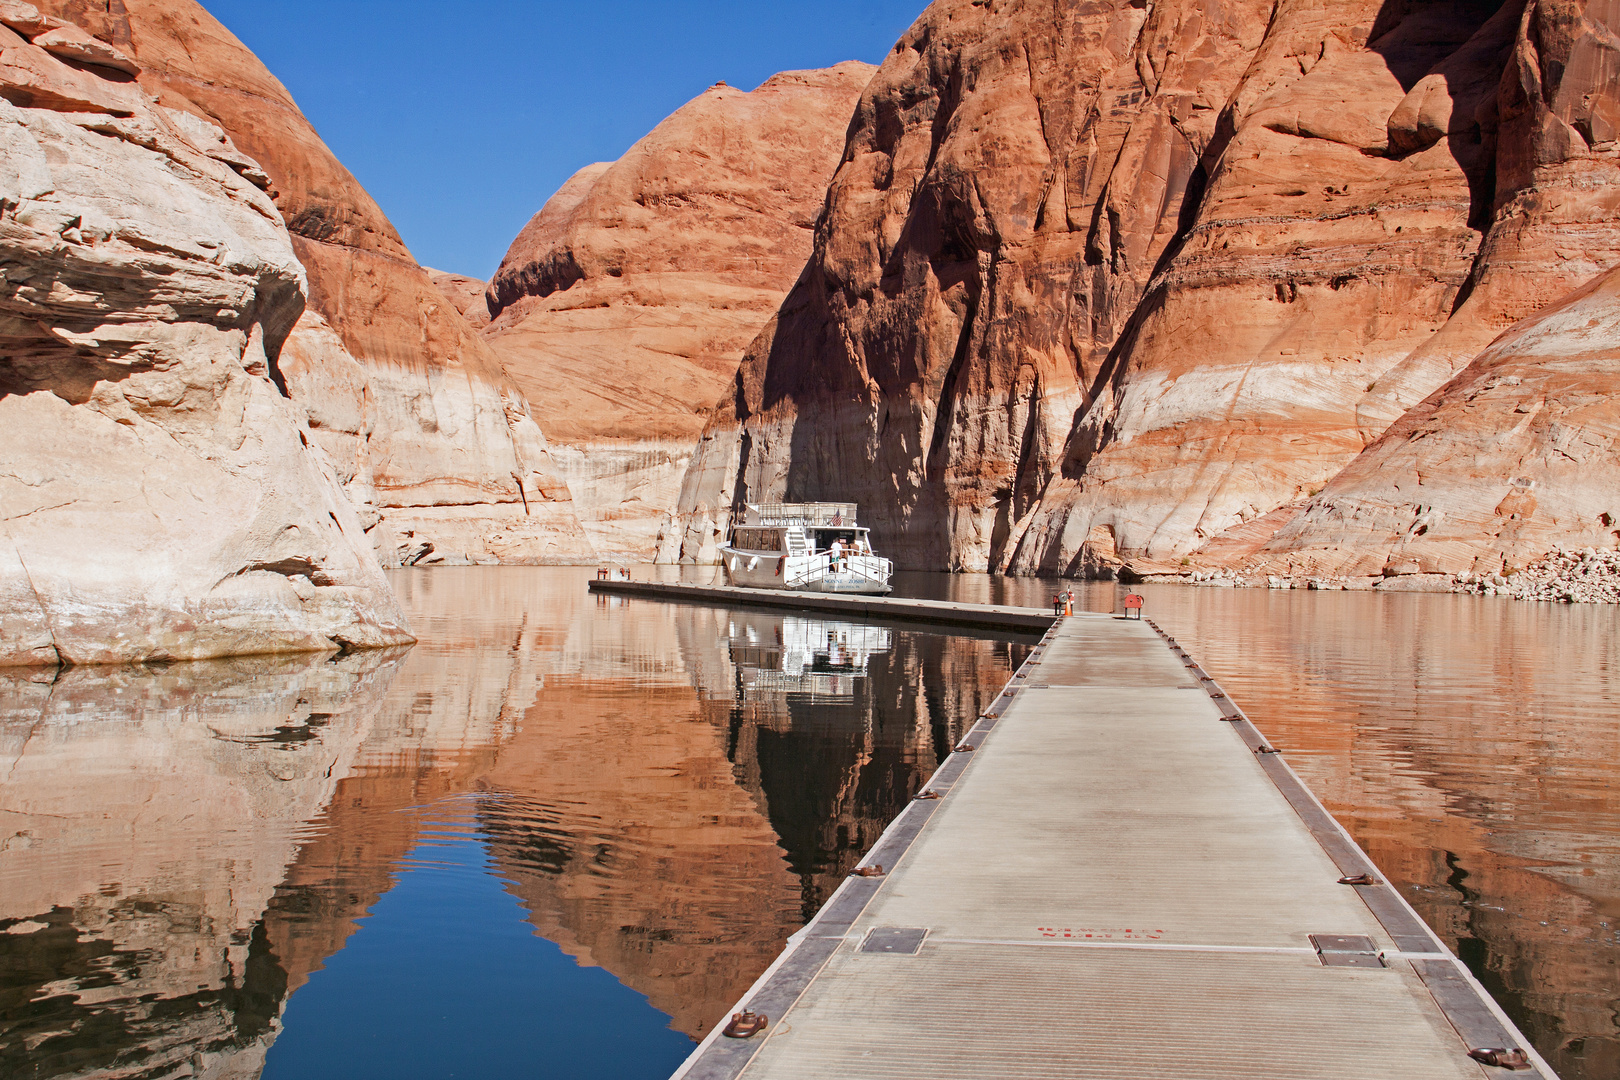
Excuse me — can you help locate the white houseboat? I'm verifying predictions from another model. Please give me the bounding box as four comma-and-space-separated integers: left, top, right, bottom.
719, 503, 893, 594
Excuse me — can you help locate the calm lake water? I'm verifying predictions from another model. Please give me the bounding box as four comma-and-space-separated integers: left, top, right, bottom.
1, 567, 1616, 1080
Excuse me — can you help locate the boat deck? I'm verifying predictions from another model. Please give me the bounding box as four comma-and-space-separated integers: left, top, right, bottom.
670, 610, 1553, 1079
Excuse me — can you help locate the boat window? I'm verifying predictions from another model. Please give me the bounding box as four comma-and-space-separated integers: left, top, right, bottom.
813, 530, 859, 550
730, 528, 783, 552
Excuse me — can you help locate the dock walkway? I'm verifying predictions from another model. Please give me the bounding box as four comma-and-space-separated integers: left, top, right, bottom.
671, 608, 1553, 1079
587, 578, 1055, 633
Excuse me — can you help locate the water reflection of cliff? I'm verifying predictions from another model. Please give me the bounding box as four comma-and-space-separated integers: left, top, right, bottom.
478, 601, 1025, 1033
1, 569, 1028, 1077
11, 570, 1609, 1077
681, 610, 1025, 919
0, 651, 409, 1080
1131, 587, 1620, 1080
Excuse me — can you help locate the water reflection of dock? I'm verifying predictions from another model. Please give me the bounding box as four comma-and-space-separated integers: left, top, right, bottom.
675, 611, 1558, 1080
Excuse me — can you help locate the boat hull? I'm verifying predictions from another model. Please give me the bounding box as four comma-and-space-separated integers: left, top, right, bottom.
719, 549, 891, 595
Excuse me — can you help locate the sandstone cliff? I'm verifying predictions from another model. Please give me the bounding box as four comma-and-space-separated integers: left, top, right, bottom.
0, 3, 412, 665
482, 65, 875, 558
1018, 0, 1620, 580
35, 0, 593, 566
1255, 264, 1620, 584
426, 267, 492, 329
669, 0, 1620, 581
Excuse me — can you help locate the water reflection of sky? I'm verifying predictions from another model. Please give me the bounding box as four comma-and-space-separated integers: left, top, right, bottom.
262, 806, 690, 1080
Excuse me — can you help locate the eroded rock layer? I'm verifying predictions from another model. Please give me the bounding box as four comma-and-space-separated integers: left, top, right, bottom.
1256, 265, 1620, 583
670, 0, 1620, 580
35, 0, 593, 566
0, 5, 412, 665
483, 65, 874, 558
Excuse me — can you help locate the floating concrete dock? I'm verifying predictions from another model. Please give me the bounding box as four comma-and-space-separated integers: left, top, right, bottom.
587, 579, 1055, 633
667, 606, 1555, 1080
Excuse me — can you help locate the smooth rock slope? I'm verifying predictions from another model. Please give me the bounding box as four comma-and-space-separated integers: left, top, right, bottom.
482, 64, 875, 559
0, 3, 412, 665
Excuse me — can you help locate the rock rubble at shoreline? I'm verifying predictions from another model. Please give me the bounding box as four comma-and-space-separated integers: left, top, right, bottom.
1177, 550, 1620, 604
1458, 549, 1620, 604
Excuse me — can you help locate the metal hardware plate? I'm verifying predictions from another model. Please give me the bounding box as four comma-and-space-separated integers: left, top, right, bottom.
1310, 933, 1386, 969
861, 927, 929, 955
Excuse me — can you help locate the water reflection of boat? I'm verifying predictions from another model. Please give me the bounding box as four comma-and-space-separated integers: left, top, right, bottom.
726, 615, 892, 703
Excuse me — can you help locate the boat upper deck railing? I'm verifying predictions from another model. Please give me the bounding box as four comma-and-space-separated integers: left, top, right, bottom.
743, 502, 859, 527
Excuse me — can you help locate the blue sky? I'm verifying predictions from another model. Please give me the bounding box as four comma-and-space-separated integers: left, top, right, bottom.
203, 1, 926, 279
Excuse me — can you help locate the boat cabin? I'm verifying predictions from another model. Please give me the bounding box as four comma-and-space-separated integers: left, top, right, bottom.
719, 502, 893, 595
726, 503, 874, 556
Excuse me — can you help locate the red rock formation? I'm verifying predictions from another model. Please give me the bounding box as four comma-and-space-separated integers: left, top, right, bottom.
671, 0, 1620, 580
0, 2, 411, 664
482, 65, 874, 558
1015, 0, 1508, 575
671, 0, 1289, 567
427, 268, 492, 329
1255, 264, 1620, 581
1020, 0, 1620, 577
34, 0, 593, 566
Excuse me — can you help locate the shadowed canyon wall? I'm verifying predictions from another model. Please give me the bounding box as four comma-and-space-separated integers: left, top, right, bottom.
34, 0, 593, 568
668, 0, 1620, 581
0, 2, 412, 665
479, 64, 875, 559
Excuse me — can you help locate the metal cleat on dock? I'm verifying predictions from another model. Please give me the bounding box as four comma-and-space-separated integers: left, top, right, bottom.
721, 1011, 768, 1039
1468, 1048, 1532, 1070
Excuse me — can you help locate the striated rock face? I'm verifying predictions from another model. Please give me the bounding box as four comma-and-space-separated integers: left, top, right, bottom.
483, 65, 874, 558
1017, 0, 1620, 577
671, 0, 1620, 579
1255, 265, 1620, 582
1015, 0, 1512, 575
1355, 0, 1620, 434
35, 0, 593, 566
0, 4, 412, 665
670, 0, 1292, 567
